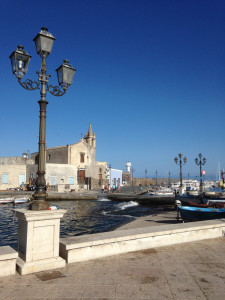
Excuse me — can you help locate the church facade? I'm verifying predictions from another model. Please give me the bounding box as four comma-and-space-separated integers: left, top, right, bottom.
0, 124, 108, 191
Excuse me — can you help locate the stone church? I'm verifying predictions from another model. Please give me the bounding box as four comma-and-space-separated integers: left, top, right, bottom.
0, 124, 108, 191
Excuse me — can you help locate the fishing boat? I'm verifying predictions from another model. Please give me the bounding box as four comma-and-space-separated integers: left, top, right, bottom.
48, 205, 60, 210
175, 193, 201, 207
0, 197, 14, 204
148, 187, 174, 196
202, 198, 225, 207
178, 206, 225, 221
14, 197, 30, 204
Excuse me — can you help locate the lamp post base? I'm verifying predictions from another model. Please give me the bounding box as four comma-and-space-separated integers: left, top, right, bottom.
200, 186, 204, 195
13, 208, 67, 275
29, 199, 49, 211
179, 186, 185, 195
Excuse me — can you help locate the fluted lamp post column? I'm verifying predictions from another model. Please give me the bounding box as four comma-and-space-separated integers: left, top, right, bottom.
10, 27, 76, 210
195, 153, 206, 194
174, 153, 187, 194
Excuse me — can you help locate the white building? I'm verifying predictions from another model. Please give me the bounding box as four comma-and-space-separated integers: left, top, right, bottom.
0, 124, 108, 191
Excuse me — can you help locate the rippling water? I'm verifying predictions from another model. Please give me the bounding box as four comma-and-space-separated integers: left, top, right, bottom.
0, 198, 156, 250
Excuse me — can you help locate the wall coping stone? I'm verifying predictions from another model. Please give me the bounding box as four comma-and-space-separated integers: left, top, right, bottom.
0, 246, 18, 261
13, 209, 67, 221
60, 218, 225, 250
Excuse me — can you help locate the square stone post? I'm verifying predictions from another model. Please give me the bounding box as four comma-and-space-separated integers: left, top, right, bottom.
13, 209, 67, 275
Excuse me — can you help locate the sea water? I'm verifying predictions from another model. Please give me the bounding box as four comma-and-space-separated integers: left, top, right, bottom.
0, 198, 157, 249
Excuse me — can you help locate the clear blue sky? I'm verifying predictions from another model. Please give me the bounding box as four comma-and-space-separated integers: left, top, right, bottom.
0, 0, 224, 179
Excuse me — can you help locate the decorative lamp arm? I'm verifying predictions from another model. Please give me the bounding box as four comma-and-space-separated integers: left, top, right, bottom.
47, 84, 67, 96
18, 77, 40, 91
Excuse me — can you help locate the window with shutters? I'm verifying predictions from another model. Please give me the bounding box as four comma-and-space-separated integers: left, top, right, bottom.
2, 174, 8, 184
69, 177, 74, 185
80, 153, 85, 163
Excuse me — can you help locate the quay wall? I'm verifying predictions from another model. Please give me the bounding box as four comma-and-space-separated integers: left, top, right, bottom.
60, 219, 225, 264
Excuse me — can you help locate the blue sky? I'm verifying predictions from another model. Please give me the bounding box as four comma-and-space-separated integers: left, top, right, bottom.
0, 0, 225, 179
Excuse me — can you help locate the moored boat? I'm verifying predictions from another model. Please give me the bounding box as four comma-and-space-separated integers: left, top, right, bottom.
0, 197, 14, 204
175, 193, 201, 206
178, 206, 225, 221
148, 187, 174, 196
202, 198, 225, 207
148, 191, 174, 196
186, 190, 199, 196
14, 197, 30, 204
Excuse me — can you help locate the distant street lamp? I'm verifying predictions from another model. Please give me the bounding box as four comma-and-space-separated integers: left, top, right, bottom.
195, 153, 206, 193
131, 167, 135, 186
168, 171, 171, 187
174, 153, 187, 193
109, 164, 112, 186
145, 169, 147, 186
9, 27, 76, 210
221, 170, 225, 184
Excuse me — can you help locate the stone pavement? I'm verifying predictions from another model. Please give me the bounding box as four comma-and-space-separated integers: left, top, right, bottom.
115, 208, 179, 231
0, 237, 225, 299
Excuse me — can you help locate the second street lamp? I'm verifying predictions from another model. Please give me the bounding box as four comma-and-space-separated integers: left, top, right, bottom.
9, 27, 76, 210
168, 171, 171, 187
174, 153, 187, 194
195, 153, 207, 194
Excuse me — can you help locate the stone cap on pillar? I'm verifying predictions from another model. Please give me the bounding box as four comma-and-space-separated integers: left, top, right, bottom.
13, 209, 67, 221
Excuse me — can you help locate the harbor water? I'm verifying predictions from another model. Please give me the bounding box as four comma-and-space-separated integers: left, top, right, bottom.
0, 197, 161, 250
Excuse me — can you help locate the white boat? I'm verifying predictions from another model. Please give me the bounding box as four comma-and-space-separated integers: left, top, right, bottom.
14, 197, 30, 204
203, 198, 225, 205
186, 190, 199, 196
149, 191, 174, 196
148, 187, 174, 196
0, 197, 14, 204
48, 205, 60, 210
171, 180, 200, 192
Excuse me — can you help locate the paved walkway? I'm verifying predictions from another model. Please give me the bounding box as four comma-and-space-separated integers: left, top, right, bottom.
115, 208, 179, 231
0, 237, 225, 299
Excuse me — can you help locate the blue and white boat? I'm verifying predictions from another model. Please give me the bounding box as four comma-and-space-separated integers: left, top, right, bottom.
14, 197, 30, 204
178, 206, 225, 221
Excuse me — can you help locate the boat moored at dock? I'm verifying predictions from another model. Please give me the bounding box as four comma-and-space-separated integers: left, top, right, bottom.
0, 197, 14, 204
14, 197, 30, 204
178, 206, 225, 221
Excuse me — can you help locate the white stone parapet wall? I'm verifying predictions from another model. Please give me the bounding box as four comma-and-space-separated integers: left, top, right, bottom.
60, 219, 225, 264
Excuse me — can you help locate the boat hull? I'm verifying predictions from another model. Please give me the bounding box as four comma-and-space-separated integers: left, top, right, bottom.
178, 206, 225, 221
0, 198, 14, 204
175, 194, 202, 207
14, 197, 29, 204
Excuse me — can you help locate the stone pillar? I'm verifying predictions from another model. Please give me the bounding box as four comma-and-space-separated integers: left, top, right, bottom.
13, 209, 66, 275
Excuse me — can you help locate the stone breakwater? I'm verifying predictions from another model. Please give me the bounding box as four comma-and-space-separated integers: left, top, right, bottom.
0, 190, 176, 204
0, 191, 98, 201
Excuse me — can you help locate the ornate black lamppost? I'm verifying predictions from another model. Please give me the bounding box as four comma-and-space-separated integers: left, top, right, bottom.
9, 27, 76, 210
195, 153, 206, 193
174, 153, 187, 193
